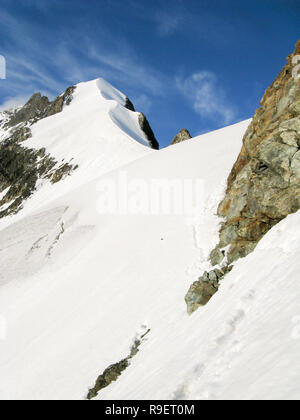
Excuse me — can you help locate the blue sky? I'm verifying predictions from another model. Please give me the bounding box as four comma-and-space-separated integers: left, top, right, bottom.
0, 0, 299, 147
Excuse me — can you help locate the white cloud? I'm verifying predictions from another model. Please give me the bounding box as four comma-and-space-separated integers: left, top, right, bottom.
155, 13, 181, 37
0, 95, 28, 111
87, 44, 165, 96
176, 71, 237, 125
0, 9, 167, 105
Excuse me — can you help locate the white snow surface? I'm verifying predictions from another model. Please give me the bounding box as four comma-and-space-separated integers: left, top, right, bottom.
0, 79, 299, 401
26, 78, 153, 174
0, 79, 154, 223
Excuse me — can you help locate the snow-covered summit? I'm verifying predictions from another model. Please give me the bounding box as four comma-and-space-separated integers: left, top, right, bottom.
0, 78, 159, 221
26, 78, 159, 170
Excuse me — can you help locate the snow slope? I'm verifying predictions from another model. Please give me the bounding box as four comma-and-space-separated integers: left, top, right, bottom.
101, 211, 300, 400
0, 79, 299, 401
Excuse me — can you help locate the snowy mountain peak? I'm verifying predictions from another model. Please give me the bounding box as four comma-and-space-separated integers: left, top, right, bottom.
0, 78, 159, 220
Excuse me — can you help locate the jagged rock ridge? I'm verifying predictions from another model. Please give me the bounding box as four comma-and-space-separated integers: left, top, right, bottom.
0, 86, 77, 218
123, 95, 159, 150
118, 94, 159, 150
4, 86, 75, 129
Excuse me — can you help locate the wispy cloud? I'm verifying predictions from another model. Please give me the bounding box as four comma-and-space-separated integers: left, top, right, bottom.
0, 9, 67, 100
0, 7, 167, 110
0, 95, 28, 111
155, 12, 181, 37
176, 71, 237, 125
86, 42, 165, 96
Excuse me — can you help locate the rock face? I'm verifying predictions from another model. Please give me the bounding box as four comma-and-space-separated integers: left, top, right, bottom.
0, 86, 77, 219
124, 96, 136, 112
5, 86, 75, 129
122, 96, 159, 149
185, 40, 300, 314
171, 128, 192, 145
185, 265, 233, 315
87, 328, 150, 400
138, 113, 159, 150
211, 40, 300, 265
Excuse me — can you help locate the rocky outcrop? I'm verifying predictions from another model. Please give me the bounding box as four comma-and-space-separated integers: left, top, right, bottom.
5, 86, 75, 129
122, 95, 159, 149
0, 86, 78, 219
42, 86, 75, 118
112, 92, 159, 150
0, 138, 77, 218
171, 128, 192, 145
87, 328, 150, 400
124, 97, 136, 112
185, 265, 233, 315
5, 93, 50, 128
210, 40, 300, 265
185, 40, 300, 314
138, 113, 159, 150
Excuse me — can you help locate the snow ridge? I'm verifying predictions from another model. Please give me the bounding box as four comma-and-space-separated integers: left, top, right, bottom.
96, 78, 157, 149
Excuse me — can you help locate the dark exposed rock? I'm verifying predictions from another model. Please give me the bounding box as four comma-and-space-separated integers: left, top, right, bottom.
10, 126, 32, 144
4, 86, 76, 129
171, 128, 192, 145
5, 93, 50, 128
124, 97, 136, 112
44, 86, 76, 118
0, 137, 77, 218
87, 329, 151, 400
87, 358, 129, 400
185, 41, 300, 315
185, 265, 233, 315
122, 96, 159, 149
51, 163, 77, 184
213, 40, 300, 265
138, 113, 159, 150
0, 85, 78, 219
